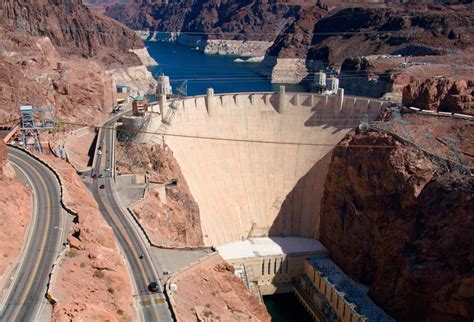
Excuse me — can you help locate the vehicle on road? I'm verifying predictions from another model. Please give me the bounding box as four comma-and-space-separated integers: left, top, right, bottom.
99, 184, 105, 189
92, 174, 97, 179
105, 167, 110, 172
99, 174, 104, 178
97, 150, 102, 155
148, 281, 160, 293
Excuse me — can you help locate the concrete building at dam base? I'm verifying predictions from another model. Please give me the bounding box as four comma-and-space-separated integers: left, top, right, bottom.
147, 86, 394, 321
216, 237, 394, 322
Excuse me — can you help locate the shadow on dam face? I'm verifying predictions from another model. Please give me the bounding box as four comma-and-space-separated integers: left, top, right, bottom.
268, 151, 333, 239
146, 92, 387, 246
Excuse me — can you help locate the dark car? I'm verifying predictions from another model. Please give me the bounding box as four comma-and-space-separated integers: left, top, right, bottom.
98, 174, 104, 178
92, 174, 97, 179
148, 281, 159, 293
99, 184, 105, 189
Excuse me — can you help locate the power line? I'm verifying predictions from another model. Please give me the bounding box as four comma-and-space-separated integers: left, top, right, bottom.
108, 2, 473, 28
47, 25, 474, 37
143, 27, 474, 36
55, 119, 454, 150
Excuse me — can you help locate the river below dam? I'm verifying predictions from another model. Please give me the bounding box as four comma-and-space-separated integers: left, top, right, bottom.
264, 293, 313, 322
146, 41, 306, 96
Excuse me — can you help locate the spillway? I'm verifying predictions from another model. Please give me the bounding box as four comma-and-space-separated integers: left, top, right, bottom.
146, 90, 388, 246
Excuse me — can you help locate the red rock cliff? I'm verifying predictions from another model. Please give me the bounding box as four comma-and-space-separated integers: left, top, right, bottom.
0, 0, 143, 67
105, 0, 310, 41
403, 78, 474, 115
319, 114, 473, 322
0, 0, 153, 124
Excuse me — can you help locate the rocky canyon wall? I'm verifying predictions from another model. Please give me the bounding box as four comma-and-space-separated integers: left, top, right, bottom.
403, 78, 474, 115
105, 0, 306, 43
0, 0, 159, 125
0, 30, 115, 125
0, 0, 143, 68
319, 113, 473, 322
167, 253, 271, 321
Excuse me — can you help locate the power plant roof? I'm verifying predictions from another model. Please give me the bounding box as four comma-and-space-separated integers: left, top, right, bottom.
217, 237, 328, 260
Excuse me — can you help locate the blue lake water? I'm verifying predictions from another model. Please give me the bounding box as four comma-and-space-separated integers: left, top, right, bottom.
146, 41, 306, 96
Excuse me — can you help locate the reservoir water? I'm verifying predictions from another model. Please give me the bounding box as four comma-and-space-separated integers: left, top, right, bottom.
146, 41, 306, 96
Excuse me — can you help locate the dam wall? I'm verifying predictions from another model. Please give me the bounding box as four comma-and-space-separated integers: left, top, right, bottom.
146, 91, 388, 246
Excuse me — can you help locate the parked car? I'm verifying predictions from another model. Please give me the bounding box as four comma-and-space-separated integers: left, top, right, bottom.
97, 150, 102, 155
99, 184, 105, 189
98, 174, 104, 178
92, 174, 97, 179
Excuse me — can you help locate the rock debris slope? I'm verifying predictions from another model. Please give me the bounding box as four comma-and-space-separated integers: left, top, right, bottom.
117, 142, 204, 248
169, 253, 271, 321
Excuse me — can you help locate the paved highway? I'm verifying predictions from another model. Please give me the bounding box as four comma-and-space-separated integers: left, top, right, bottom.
1, 147, 64, 321
90, 117, 173, 322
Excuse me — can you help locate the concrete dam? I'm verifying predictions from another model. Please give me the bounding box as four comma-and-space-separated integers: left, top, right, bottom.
146, 89, 388, 247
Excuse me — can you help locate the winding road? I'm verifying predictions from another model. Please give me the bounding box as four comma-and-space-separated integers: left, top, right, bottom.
0, 147, 64, 321
90, 117, 173, 322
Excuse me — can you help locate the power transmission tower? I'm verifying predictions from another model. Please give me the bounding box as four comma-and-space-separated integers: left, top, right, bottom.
176, 80, 188, 97
19, 105, 56, 152
156, 100, 178, 146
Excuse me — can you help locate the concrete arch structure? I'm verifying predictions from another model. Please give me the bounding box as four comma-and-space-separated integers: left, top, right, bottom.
146, 91, 388, 246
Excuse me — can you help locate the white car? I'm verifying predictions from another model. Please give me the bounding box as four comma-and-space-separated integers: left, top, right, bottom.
105, 167, 110, 172
97, 150, 102, 155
